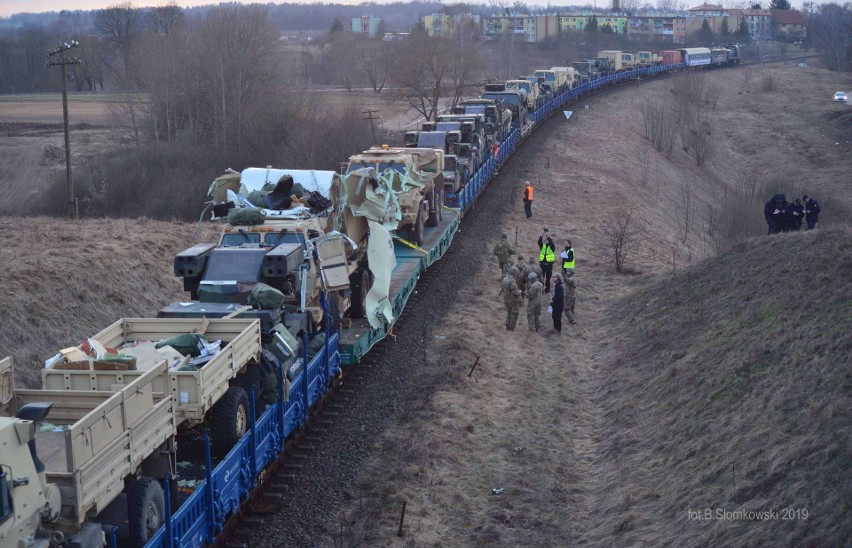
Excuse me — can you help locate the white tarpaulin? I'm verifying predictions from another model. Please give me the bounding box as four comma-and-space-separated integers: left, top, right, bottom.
239, 168, 337, 198
365, 220, 396, 329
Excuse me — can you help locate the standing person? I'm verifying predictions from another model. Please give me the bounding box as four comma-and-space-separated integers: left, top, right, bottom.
528, 256, 543, 282
803, 195, 821, 230
522, 181, 534, 219
502, 267, 522, 330
512, 257, 527, 290
771, 194, 787, 233
791, 198, 805, 231
538, 228, 556, 293
560, 240, 575, 274
493, 233, 516, 278
764, 195, 778, 235
550, 275, 564, 334
563, 270, 577, 325
526, 273, 543, 332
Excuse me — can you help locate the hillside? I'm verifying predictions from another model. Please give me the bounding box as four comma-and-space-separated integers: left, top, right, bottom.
0, 217, 217, 386
590, 227, 851, 545
319, 63, 852, 547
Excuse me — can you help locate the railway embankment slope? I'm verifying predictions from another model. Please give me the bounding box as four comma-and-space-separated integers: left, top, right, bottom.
0, 217, 218, 386
589, 226, 852, 545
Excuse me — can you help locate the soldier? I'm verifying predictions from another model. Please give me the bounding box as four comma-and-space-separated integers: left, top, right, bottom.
563, 270, 577, 325
513, 255, 527, 290
526, 273, 543, 332
502, 266, 522, 330
528, 256, 543, 282
493, 233, 516, 278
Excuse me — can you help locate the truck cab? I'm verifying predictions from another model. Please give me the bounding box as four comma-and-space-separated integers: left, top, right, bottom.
482, 86, 528, 127
505, 79, 538, 112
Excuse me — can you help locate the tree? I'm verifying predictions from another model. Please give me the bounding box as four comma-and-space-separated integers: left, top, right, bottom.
94, 3, 144, 85
375, 19, 387, 40
720, 17, 730, 37
585, 15, 599, 32
750, 3, 762, 9
390, 35, 476, 121
148, 3, 184, 37
735, 18, 751, 42
411, 20, 428, 36
810, 3, 852, 71
357, 39, 390, 92
330, 17, 344, 35
769, 0, 791, 9
601, 23, 615, 33
697, 19, 715, 45
604, 207, 640, 273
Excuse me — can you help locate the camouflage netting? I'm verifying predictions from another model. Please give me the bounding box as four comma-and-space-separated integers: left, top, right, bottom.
227, 207, 265, 226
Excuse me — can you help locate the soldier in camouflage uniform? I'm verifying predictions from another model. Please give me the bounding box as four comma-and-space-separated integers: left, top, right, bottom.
493, 233, 516, 278
528, 256, 543, 282
563, 269, 577, 325
512, 256, 527, 290
502, 266, 522, 330
525, 272, 543, 332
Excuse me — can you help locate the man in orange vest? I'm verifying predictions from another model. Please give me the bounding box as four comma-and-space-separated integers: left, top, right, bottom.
522, 181, 533, 218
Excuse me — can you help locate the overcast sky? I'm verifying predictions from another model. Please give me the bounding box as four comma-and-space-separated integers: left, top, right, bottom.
0, 0, 825, 19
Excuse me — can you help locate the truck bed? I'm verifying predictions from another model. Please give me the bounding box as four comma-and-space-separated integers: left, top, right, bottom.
42, 318, 262, 425
14, 362, 175, 527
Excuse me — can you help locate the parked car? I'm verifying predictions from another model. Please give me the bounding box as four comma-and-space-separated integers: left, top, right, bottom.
834, 91, 847, 103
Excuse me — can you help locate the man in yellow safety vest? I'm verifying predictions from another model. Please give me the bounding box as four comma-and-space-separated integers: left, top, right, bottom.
538, 228, 556, 293
560, 240, 575, 275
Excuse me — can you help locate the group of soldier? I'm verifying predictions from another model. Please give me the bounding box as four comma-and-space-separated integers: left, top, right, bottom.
493, 231, 577, 333
763, 193, 821, 234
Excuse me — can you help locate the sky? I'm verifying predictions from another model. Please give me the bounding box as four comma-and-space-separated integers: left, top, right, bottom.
0, 0, 825, 18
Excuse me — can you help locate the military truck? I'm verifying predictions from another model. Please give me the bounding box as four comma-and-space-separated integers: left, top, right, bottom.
636, 51, 654, 66
404, 129, 468, 198
434, 114, 488, 167
505, 79, 539, 112
550, 66, 578, 90
454, 98, 512, 145
482, 85, 528, 127
597, 50, 623, 72
0, 355, 177, 546
344, 146, 444, 247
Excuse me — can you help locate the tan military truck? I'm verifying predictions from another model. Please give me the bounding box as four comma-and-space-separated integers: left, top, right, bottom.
597, 50, 624, 72
343, 146, 445, 246
505, 79, 539, 112
0, 355, 176, 546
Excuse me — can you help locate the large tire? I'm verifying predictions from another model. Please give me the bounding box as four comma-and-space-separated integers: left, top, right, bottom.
347, 268, 372, 319
127, 477, 164, 546
410, 202, 426, 246
426, 190, 441, 227
210, 385, 249, 458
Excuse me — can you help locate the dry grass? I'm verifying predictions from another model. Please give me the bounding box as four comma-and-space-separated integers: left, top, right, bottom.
326, 62, 852, 546
0, 217, 218, 387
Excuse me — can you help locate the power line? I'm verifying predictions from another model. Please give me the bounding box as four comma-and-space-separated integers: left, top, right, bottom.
47, 40, 81, 219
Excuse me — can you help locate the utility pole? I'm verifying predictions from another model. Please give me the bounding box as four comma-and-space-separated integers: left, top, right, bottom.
362, 109, 380, 145
47, 40, 81, 219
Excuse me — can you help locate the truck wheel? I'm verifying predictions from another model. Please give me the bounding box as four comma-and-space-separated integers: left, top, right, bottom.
127, 477, 164, 546
210, 385, 249, 458
347, 268, 372, 319
426, 190, 441, 227
410, 203, 426, 246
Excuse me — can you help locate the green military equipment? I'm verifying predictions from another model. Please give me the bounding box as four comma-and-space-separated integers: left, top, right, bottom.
248, 283, 285, 310
227, 207, 265, 226
155, 333, 207, 357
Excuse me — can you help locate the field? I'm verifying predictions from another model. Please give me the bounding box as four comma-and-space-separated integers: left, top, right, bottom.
0, 61, 849, 544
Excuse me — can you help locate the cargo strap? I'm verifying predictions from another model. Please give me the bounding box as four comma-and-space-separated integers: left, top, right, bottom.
393, 235, 427, 254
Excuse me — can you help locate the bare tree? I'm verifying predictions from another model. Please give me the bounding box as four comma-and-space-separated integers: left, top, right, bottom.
148, 3, 185, 37
810, 4, 852, 72
604, 207, 640, 274
357, 39, 390, 93
391, 35, 459, 121
94, 3, 144, 84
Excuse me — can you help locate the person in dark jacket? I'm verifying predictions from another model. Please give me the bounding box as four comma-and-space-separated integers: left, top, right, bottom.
791, 198, 805, 231
782, 199, 797, 232
538, 229, 556, 293
803, 195, 821, 230
550, 275, 564, 333
771, 194, 788, 233
764, 195, 780, 234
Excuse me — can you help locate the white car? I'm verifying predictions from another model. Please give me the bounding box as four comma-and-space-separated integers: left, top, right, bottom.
834, 91, 847, 103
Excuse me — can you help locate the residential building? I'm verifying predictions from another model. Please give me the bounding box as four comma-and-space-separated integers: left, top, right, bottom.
770, 9, 807, 39
689, 3, 726, 17
535, 14, 560, 41
559, 15, 589, 32
627, 15, 676, 43
352, 16, 382, 38
483, 15, 536, 42
598, 15, 628, 33
422, 13, 482, 38
726, 9, 773, 40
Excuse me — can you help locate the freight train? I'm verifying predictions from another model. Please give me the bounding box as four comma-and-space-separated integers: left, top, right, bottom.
1, 49, 739, 548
